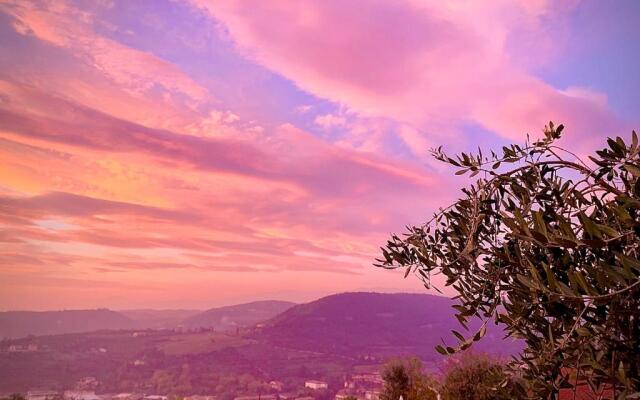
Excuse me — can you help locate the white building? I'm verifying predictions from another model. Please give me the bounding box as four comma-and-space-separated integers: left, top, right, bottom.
26, 391, 59, 400
305, 380, 328, 390
143, 396, 167, 400
64, 391, 99, 400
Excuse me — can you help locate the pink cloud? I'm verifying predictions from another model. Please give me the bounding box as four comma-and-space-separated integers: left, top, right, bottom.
193, 0, 625, 148
1, 0, 209, 103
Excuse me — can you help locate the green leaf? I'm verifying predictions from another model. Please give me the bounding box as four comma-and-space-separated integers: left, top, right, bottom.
473, 324, 487, 341
624, 163, 640, 177
517, 274, 539, 290
576, 327, 590, 337
578, 212, 602, 239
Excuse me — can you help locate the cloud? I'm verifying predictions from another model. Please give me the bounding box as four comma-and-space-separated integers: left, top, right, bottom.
1, 0, 209, 103
314, 113, 346, 129
0, 81, 441, 200
0, 191, 192, 222
192, 0, 625, 150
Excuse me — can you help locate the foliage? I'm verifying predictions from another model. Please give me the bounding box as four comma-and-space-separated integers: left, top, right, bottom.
380, 357, 438, 400
440, 353, 509, 400
377, 123, 640, 398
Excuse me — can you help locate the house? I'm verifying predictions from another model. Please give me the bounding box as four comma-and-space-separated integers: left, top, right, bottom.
305, 380, 328, 390
110, 394, 137, 400
8, 344, 38, 352
364, 391, 380, 400
26, 391, 60, 400
269, 381, 284, 391
184, 396, 216, 400
558, 383, 613, 400
63, 391, 99, 400
76, 377, 99, 390
143, 396, 167, 400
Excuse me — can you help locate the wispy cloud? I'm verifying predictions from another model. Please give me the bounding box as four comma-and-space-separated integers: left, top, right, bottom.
0, 0, 635, 310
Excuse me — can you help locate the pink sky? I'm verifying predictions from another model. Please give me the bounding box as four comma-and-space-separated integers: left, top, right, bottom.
0, 0, 638, 310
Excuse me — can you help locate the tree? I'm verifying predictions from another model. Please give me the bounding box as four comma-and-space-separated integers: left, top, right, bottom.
377, 124, 640, 398
440, 353, 509, 400
380, 357, 438, 400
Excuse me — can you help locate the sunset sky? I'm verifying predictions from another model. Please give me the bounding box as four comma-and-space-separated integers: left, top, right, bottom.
0, 0, 638, 310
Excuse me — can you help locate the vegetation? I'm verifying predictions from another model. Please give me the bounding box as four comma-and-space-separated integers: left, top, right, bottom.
440, 353, 508, 400
378, 124, 640, 398
380, 357, 438, 400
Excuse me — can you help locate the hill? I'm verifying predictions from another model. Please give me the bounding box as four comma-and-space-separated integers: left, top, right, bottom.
0, 309, 134, 339
182, 300, 296, 330
0, 293, 523, 393
118, 309, 201, 329
254, 292, 521, 359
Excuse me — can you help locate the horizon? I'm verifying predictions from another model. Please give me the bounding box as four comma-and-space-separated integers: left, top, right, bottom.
1, 0, 639, 311
0, 289, 439, 313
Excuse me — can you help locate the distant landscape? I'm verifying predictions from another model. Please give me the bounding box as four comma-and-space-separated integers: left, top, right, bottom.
0, 293, 521, 395
0, 301, 296, 339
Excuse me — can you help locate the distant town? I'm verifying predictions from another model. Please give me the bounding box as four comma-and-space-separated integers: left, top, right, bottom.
4, 369, 384, 400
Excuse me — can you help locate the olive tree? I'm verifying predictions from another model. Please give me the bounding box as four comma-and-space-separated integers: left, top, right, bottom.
377, 123, 640, 399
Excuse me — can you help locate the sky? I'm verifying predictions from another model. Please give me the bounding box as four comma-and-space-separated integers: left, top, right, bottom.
0, 0, 638, 311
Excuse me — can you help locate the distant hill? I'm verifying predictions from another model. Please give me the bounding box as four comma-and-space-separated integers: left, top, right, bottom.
181, 300, 296, 330
0, 300, 295, 339
0, 309, 134, 339
254, 292, 521, 360
118, 309, 201, 329
0, 293, 524, 393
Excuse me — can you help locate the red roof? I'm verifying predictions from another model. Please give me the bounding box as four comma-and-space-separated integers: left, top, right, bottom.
558, 383, 614, 400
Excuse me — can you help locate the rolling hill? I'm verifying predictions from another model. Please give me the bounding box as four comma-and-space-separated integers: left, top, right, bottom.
118, 309, 201, 329
0, 300, 295, 339
181, 300, 296, 330
0, 309, 134, 339
0, 292, 523, 393
254, 292, 521, 359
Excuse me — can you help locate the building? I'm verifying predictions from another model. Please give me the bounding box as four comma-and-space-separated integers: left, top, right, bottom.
364, 391, 380, 400
558, 384, 613, 400
305, 380, 328, 390
184, 396, 216, 400
269, 381, 284, 391
109, 393, 138, 400
64, 391, 99, 400
142, 396, 167, 400
234, 395, 276, 400
8, 344, 38, 352
76, 377, 99, 390
26, 391, 60, 400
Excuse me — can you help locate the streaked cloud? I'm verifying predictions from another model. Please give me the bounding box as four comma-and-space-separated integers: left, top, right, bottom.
0, 0, 636, 309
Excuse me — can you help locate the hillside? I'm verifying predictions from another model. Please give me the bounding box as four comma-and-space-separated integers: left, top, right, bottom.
118, 309, 201, 329
0, 309, 134, 339
255, 292, 521, 359
0, 292, 523, 393
182, 300, 296, 330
